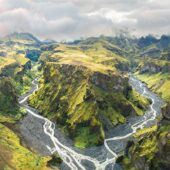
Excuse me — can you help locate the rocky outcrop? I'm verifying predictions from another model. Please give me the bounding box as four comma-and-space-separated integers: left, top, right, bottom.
121, 120, 170, 170
162, 103, 170, 120
138, 62, 170, 74
0, 77, 19, 115
140, 64, 162, 73
90, 71, 128, 91
29, 63, 148, 148
26, 50, 41, 61
140, 48, 161, 58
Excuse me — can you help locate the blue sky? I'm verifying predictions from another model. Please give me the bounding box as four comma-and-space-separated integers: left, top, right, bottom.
0, 0, 170, 40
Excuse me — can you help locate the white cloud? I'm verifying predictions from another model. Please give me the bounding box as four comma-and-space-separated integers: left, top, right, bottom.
88, 8, 137, 24
0, 0, 170, 40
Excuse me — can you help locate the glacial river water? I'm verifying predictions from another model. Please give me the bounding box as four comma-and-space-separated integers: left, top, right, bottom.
18, 74, 164, 170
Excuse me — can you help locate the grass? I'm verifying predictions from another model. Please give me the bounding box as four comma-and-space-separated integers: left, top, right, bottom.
130, 126, 158, 164
74, 127, 101, 148
0, 58, 16, 71
136, 72, 170, 101
0, 115, 16, 123
29, 61, 149, 147
14, 54, 29, 65
29, 41, 149, 148
0, 123, 51, 170
46, 43, 129, 74
133, 125, 157, 138
128, 89, 150, 116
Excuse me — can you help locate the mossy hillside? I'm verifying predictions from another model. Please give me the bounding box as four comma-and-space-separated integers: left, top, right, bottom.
29, 63, 149, 148
131, 126, 158, 163
0, 123, 51, 170
14, 63, 41, 95
40, 43, 130, 74
134, 56, 170, 101
121, 124, 170, 170
0, 51, 40, 96
0, 58, 16, 71
0, 63, 39, 118
0, 47, 34, 95
119, 126, 158, 170
127, 89, 150, 116
136, 58, 170, 74
0, 32, 42, 79
0, 77, 20, 116
136, 73, 170, 101
161, 49, 170, 61
0, 54, 31, 76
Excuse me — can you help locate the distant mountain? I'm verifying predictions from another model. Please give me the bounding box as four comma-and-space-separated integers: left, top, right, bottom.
43, 39, 56, 44
2, 32, 41, 45
0, 32, 43, 61
137, 35, 158, 48
158, 35, 170, 49
0, 32, 170, 170
137, 34, 170, 50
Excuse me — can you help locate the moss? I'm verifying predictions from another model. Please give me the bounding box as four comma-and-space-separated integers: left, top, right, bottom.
0, 123, 51, 170
13, 63, 39, 95
120, 156, 136, 170
103, 107, 125, 125
121, 123, 170, 170
0, 58, 16, 72
133, 125, 157, 138
0, 77, 20, 116
74, 127, 102, 148
136, 73, 170, 101
128, 89, 150, 111
29, 42, 148, 148
29, 63, 148, 147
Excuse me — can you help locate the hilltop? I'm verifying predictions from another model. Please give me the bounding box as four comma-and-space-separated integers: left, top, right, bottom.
29, 37, 150, 148
0, 32, 170, 169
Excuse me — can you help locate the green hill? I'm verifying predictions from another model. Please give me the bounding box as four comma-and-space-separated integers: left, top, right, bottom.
29, 41, 149, 148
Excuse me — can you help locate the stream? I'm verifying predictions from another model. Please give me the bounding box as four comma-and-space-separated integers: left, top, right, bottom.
18, 74, 164, 170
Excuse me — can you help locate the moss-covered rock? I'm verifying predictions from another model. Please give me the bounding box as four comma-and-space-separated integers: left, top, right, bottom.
29, 61, 148, 148
0, 77, 19, 116
120, 123, 170, 170
0, 123, 51, 170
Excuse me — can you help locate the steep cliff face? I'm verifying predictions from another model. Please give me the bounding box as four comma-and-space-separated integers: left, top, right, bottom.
0, 33, 53, 170
131, 39, 170, 170
0, 77, 19, 116
120, 123, 170, 170
137, 59, 170, 74
0, 123, 51, 170
29, 61, 149, 148
119, 102, 170, 170
162, 102, 170, 120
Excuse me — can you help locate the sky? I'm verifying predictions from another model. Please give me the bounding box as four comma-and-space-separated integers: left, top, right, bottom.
0, 0, 170, 40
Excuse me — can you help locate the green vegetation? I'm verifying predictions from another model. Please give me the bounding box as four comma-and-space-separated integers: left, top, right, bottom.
127, 89, 150, 116
1, 33, 170, 168
0, 58, 16, 71
136, 73, 170, 101
131, 126, 158, 163
29, 41, 149, 148
133, 125, 157, 138
120, 124, 170, 170
74, 127, 102, 148
118, 156, 136, 170
0, 123, 51, 170
0, 33, 53, 170
0, 77, 20, 116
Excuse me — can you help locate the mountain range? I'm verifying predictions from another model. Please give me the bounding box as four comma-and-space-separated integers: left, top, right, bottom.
0, 32, 170, 170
